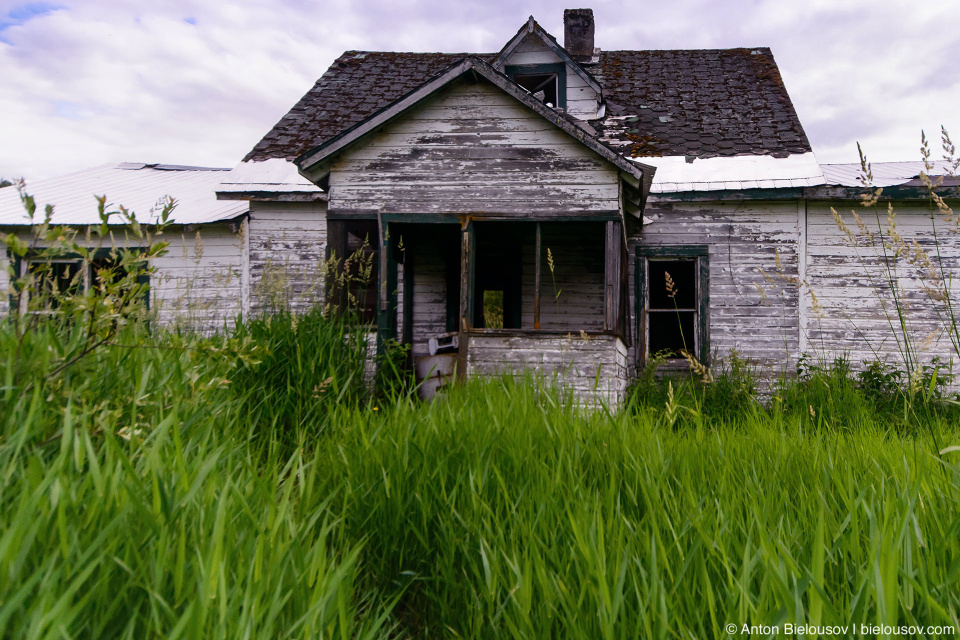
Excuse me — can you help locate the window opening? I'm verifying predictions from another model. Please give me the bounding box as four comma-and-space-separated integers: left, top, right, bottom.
20, 250, 148, 314
343, 220, 379, 325
637, 246, 709, 367
473, 222, 523, 329
506, 63, 566, 109
27, 259, 83, 309
647, 259, 697, 357
515, 73, 558, 107
482, 290, 504, 329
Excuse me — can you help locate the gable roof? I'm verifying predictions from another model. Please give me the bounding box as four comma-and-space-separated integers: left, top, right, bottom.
294, 56, 654, 196
245, 46, 810, 165
245, 51, 485, 164
0, 163, 248, 226
491, 16, 601, 93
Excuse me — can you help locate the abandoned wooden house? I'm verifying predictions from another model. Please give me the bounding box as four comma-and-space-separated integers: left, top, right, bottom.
3, 9, 959, 406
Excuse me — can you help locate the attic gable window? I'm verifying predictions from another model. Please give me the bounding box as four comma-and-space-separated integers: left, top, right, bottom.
506, 63, 566, 109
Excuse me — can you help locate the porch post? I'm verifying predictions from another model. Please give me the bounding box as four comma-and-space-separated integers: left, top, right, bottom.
376, 218, 398, 356
604, 220, 621, 332
456, 217, 475, 380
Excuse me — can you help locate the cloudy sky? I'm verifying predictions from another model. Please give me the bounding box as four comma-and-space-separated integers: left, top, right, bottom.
2, 0, 959, 182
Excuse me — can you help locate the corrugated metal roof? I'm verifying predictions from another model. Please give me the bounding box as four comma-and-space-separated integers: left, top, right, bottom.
217, 159, 324, 194
0, 163, 249, 226
820, 161, 958, 187
642, 152, 825, 193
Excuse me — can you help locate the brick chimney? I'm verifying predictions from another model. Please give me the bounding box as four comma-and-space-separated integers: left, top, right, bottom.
563, 9, 595, 62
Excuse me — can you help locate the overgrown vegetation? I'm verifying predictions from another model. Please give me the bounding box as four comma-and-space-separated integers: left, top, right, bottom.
1, 313, 959, 637
4, 164, 960, 637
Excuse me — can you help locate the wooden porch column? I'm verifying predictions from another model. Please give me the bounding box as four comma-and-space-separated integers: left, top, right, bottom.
456, 218, 475, 380
376, 218, 398, 356
534, 222, 542, 330
604, 220, 622, 332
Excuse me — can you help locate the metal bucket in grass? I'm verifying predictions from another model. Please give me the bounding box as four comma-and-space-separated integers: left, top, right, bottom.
416, 354, 457, 400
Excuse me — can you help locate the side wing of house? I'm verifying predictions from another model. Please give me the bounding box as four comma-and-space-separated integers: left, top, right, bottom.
0, 164, 250, 333
631, 196, 805, 381
1, 224, 247, 333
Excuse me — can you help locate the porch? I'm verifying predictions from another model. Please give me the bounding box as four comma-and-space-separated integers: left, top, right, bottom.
353, 216, 632, 407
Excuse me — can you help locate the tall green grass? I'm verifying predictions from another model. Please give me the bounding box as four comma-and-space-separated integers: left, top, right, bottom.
1, 311, 958, 637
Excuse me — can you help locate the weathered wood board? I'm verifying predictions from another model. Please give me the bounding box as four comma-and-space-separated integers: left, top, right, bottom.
329, 79, 618, 217
247, 201, 327, 316
467, 333, 628, 407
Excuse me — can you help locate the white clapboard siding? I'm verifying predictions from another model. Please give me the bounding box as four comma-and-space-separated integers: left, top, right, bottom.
805, 201, 960, 374
150, 225, 244, 332
330, 80, 617, 216
631, 200, 803, 378
247, 201, 327, 316
0, 251, 9, 316
0, 225, 245, 333
467, 333, 628, 408
520, 222, 606, 331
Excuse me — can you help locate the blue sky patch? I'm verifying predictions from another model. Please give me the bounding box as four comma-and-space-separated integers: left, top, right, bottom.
0, 2, 65, 42
184, 16, 197, 25
51, 100, 86, 120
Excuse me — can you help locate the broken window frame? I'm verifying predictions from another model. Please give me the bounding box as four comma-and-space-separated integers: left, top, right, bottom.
505, 62, 566, 109
10, 248, 151, 315
635, 245, 710, 367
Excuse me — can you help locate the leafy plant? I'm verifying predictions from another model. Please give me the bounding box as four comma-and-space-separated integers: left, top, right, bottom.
4, 183, 172, 391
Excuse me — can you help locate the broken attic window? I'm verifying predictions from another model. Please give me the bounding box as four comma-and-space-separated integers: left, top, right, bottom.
506, 63, 566, 109
515, 73, 558, 107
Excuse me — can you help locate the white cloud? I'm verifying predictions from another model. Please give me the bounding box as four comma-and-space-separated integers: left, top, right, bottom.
1, 0, 959, 182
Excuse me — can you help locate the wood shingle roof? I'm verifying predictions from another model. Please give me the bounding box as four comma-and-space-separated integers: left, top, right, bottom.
245, 46, 810, 163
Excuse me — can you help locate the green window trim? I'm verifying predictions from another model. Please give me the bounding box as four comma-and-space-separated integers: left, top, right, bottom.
505, 62, 567, 109
635, 245, 710, 366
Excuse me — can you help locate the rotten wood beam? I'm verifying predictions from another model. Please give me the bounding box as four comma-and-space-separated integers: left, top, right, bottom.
456, 217, 475, 381
376, 218, 398, 357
